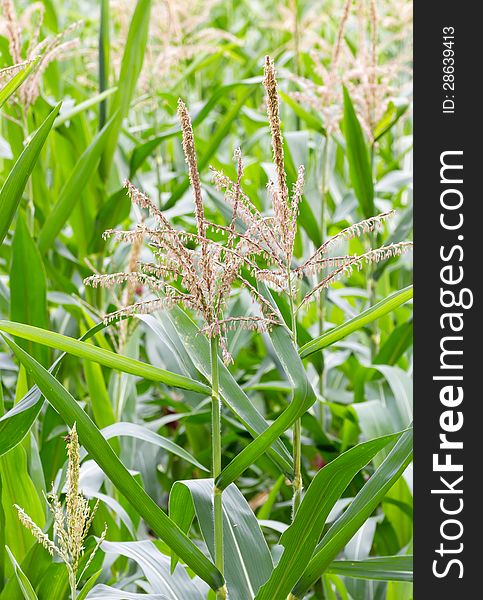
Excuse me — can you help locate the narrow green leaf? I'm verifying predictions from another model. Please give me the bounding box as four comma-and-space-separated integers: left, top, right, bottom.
373, 101, 409, 142
89, 187, 131, 253
83, 357, 116, 429
0, 102, 61, 246
38, 114, 117, 252
2, 336, 224, 592
100, 0, 152, 177
52, 89, 117, 129
0, 321, 210, 395
76, 569, 102, 600
10, 214, 49, 366
299, 286, 413, 358
0, 58, 40, 109
373, 320, 413, 367
216, 285, 314, 489
327, 555, 413, 582
279, 91, 325, 134
255, 433, 400, 600
342, 86, 374, 218
101, 422, 209, 472
0, 320, 111, 457
169, 479, 273, 600
142, 311, 293, 475
292, 428, 413, 598
257, 475, 284, 520
98, 0, 110, 129
4, 547, 39, 600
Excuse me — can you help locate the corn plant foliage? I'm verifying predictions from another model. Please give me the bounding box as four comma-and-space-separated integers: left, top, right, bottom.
0, 0, 413, 598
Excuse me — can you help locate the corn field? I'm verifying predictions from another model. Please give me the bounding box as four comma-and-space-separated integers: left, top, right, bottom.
0, 1, 413, 599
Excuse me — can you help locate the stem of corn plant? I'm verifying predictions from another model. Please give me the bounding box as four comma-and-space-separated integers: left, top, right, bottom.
317, 137, 329, 428
68, 568, 77, 600
210, 336, 225, 598
288, 269, 302, 516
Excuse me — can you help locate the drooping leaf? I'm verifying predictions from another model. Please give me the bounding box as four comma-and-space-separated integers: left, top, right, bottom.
2, 336, 224, 593
100, 540, 208, 599
100, 422, 209, 472
0, 320, 112, 457
0, 320, 210, 395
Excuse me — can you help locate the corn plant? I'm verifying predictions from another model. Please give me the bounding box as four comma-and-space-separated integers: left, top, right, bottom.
0, 1, 413, 599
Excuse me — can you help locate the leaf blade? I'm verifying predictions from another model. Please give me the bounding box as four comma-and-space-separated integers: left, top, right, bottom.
299, 286, 413, 358
291, 428, 413, 598
0, 321, 210, 395
342, 86, 374, 218
255, 433, 400, 599
2, 336, 224, 592
0, 102, 61, 245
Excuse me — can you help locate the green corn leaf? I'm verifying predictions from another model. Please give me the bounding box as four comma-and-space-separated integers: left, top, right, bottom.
83, 357, 116, 430
0, 58, 40, 110
98, 0, 111, 129
10, 214, 49, 367
0, 321, 210, 395
1, 445, 45, 564
342, 86, 374, 218
255, 432, 400, 600
279, 90, 325, 134
291, 428, 413, 598
0, 320, 110, 456
327, 555, 413, 582
169, 479, 273, 600
373, 100, 409, 142
53, 88, 117, 129
299, 286, 413, 358
256, 475, 284, 520
2, 336, 224, 593
141, 311, 293, 475
38, 113, 118, 252
0, 102, 61, 246
99, 540, 207, 599
4, 547, 39, 600
100, 422, 209, 472
76, 569, 102, 600
216, 285, 315, 490
100, 0, 151, 177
